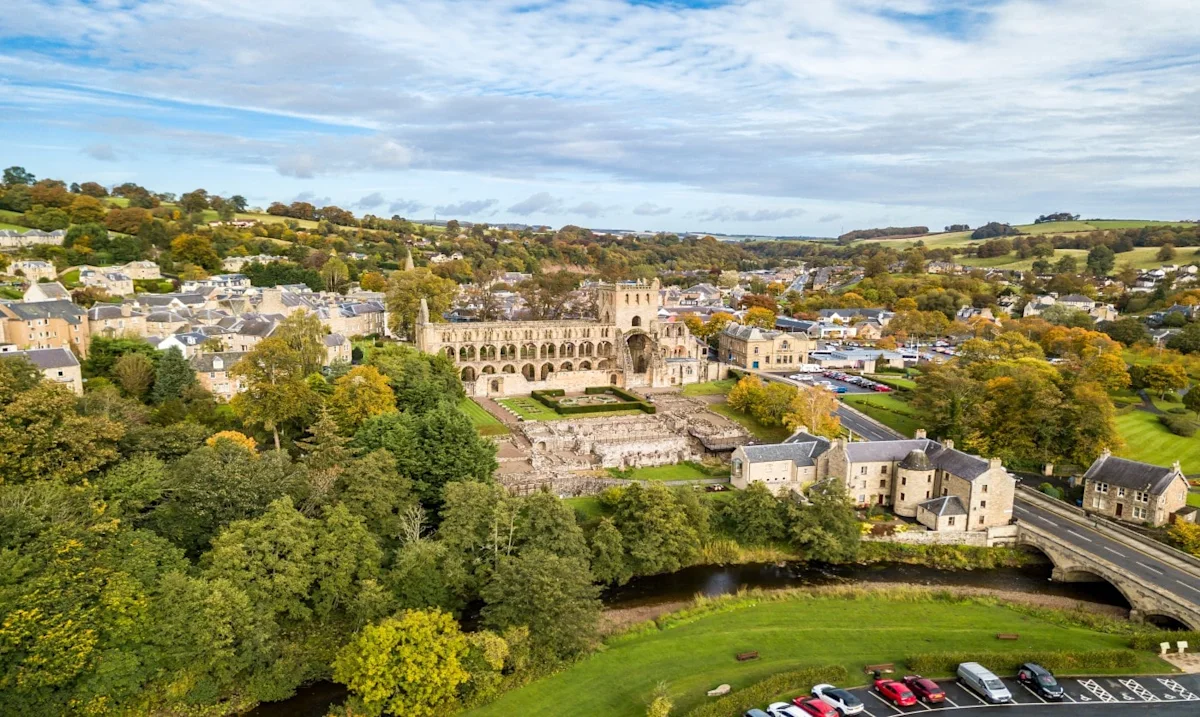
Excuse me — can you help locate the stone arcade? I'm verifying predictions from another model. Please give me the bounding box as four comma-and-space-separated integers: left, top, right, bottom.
414, 279, 717, 397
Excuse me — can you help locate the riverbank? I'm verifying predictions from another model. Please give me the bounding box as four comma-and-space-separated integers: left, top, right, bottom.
468, 585, 1171, 717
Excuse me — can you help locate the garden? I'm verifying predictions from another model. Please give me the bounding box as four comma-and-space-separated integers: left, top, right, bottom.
498, 387, 656, 420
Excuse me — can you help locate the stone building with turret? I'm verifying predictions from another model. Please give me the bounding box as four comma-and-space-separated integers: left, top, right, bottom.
414, 279, 717, 397
730, 428, 1015, 533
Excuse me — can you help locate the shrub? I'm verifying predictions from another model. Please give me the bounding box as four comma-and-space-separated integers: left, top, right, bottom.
905, 650, 1138, 676
1159, 414, 1197, 437
1038, 482, 1063, 500
684, 666, 849, 717
1129, 631, 1200, 650
1168, 407, 1189, 415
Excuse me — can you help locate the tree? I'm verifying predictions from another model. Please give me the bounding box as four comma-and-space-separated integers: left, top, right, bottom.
1158, 244, 1177, 262
1168, 520, 1200, 557
152, 347, 196, 403
113, 352, 156, 398
1086, 245, 1115, 276
386, 267, 458, 337
589, 518, 631, 585
1144, 363, 1189, 399
333, 610, 470, 717
611, 482, 701, 575
783, 385, 841, 438
744, 306, 776, 329
1166, 324, 1200, 355
1101, 318, 1151, 347
179, 189, 211, 213
170, 234, 220, 271
206, 430, 258, 452
3, 165, 35, 185
480, 549, 600, 660
515, 490, 589, 562
368, 344, 463, 412
1184, 387, 1200, 418
78, 181, 107, 197
724, 481, 784, 545
727, 375, 765, 414
360, 271, 387, 292
0, 383, 124, 484
786, 481, 860, 562
231, 337, 319, 450
388, 539, 469, 613
331, 366, 396, 433
274, 311, 328, 376
322, 256, 350, 293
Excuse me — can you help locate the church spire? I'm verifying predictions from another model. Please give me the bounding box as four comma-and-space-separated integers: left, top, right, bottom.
404, 248, 415, 271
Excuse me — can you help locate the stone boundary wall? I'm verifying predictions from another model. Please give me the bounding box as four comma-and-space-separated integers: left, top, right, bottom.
864, 530, 988, 547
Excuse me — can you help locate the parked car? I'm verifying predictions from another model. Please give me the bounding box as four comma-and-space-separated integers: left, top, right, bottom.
902, 675, 945, 703
957, 662, 1012, 704
811, 684, 865, 715
872, 384, 892, 392
765, 702, 805, 717
1016, 663, 1064, 700
743, 710, 770, 717
834, 386, 848, 394
873, 678, 917, 707
800, 363, 823, 372
791, 697, 838, 717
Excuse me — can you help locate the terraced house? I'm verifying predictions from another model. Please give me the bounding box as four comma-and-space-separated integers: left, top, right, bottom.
731, 429, 1015, 535
1081, 450, 1189, 527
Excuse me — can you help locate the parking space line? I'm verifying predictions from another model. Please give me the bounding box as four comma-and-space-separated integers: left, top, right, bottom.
942, 697, 959, 708
1137, 562, 1164, 575
1066, 529, 1093, 542
1120, 679, 1159, 702
956, 683, 986, 705
867, 691, 904, 715
1158, 677, 1199, 701
1078, 678, 1116, 703
1020, 684, 1047, 703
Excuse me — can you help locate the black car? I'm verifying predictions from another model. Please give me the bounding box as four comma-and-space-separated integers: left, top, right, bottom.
1016, 663, 1064, 700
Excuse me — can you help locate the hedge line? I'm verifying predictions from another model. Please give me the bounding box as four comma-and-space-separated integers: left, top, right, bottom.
1129, 631, 1200, 650
905, 650, 1138, 675
684, 665, 849, 717
530, 387, 656, 415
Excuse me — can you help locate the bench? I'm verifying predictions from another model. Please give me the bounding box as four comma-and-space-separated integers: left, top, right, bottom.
996, 633, 1020, 641
736, 651, 759, 662
864, 663, 895, 674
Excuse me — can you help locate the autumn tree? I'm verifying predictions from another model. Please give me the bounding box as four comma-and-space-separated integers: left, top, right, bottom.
1144, 363, 1189, 400
112, 352, 156, 398
171, 234, 220, 271
331, 366, 396, 433
386, 267, 458, 338
783, 384, 842, 438
744, 306, 777, 329
0, 383, 124, 484
321, 256, 350, 293
274, 310, 328, 376
231, 337, 319, 450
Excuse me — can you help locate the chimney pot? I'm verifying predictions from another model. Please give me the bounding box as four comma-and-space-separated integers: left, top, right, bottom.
915, 429, 927, 439
943, 438, 954, 450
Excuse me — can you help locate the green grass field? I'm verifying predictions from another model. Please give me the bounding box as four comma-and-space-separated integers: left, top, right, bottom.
469, 593, 1168, 717
842, 393, 921, 438
1115, 409, 1200, 475
708, 401, 793, 442
866, 374, 916, 390
1188, 491, 1200, 508
459, 398, 509, 436
681, 378, 736, 397
957, 248, 1090, 271
0, 222, 27, 231
608, 462, 728, 482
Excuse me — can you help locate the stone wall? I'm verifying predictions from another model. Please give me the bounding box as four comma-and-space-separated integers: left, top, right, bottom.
864, 529, 988, 547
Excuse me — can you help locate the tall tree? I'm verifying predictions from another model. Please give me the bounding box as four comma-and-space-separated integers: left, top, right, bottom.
514, 490, 588, 561
783, 384, 842, 438
113, 352, 156, 398
611, 482, 701, 576
3, 165, 35, 185
231, 337, 319, 450
0, 383, 124, 485
385, 267, 458, 338
274, 311, 328, 376
330, 366, 396, 434
589, 518, 631, 585
786, 481, 860, 562
151, 347, 196, 403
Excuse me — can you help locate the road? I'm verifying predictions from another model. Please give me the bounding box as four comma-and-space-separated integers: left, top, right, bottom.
835, 404, 904, 442
1014, 500, 1200, 605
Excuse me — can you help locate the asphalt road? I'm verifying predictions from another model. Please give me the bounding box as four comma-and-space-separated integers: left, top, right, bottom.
1013, 500, 1200, 610
835, 404, 905, 442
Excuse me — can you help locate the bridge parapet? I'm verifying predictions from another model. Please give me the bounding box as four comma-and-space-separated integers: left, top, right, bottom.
1017, 520, 1200, 630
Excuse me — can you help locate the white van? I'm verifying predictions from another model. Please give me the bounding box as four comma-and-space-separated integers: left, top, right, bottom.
800, 363, 823, 373
957, 662, 1012, 704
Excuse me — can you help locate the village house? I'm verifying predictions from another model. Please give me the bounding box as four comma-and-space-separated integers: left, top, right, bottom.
79, 267, 135, 296
1024, 293, 1118, 322
324, 333, 352, 364
222, 254, 286, 272
191, 352, 247, 400
718, 322, 817, 370
87, 303, 146, 338
8, 259, 57, 283
119, 260, 162, 280
0, 228, 65, 248
731, 429, 1015, 534
0, 298, 89, 356
1081, 450, 1189, 526
816, 308, 895, 327
181, 273, 251, 294
23, 281, 72, 303
0, 346, 82, 394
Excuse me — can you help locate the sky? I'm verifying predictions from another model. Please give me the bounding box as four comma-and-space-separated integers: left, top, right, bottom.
2, 0, 1199, 236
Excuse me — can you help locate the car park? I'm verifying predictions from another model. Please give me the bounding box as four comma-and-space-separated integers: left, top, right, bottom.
957, 662, 1012, 704
873, 677, 917, 707
765, 702, 805, 717
902, 675, 945, 704
1016, 662, 1064, 700
791, 696, 839, 717
810, 684, 864, 715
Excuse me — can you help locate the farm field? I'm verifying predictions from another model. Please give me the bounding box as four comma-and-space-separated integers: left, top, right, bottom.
458, 398, 509, 436
957, 248, 1089, 271
468, 591, 1168, 717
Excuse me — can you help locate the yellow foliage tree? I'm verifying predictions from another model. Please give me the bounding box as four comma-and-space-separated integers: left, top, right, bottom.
331, 365, 396, 433
783, 385, 842, 438
205, 430, 258, 452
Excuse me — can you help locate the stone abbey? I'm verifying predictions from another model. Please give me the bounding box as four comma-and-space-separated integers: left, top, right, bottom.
415, 279, 717, 397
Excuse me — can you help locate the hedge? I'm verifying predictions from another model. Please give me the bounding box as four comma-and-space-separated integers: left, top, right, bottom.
904, 650, 1138, 676
1129, 631, 1200, 650
684, 665, 850, 717
530, 387, 656, 415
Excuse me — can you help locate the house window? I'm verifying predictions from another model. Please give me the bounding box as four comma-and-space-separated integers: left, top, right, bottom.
981, 484, 988, 494
978, 516, 985, 525
980, 500, 987, 509
860, 467, 867, 475
1117, 487, 1126, 498
1096, 482, 1109, 494
858, 495, 866, 504
1135, 491, 1149, 503
1133, 506, 1147, 519
942, 488, 948, 496
948, 517, 955, 526
900, 493, 905, 502
901, 476, 907, 486
881, 465, 888, 474
925, 491, 931, 499
878, 479, 886, 489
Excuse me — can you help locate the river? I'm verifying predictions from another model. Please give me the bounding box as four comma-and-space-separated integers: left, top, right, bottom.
245, 559, 1128, 716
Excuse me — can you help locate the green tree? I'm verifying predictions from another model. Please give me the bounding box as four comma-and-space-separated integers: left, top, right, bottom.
436, 482, 518, 587
321, 256, 350, 293
170, 234, 220, 271
1144, 363, 1189, 399
0, 383, 124, 485
334, 449, 416, 543
724, 481, 784, 545
387, 539, 468, 613
274, 311, 328, 376
480, 549, 600, 660
1158, 244, 1177, 261
1166, 323, 1200, 354
1086, 245, 1115, 276
3, 165, 35, 185
333, 609, 470, 717
113, 352, 156, 398
786, 481, 860, 562
368, 344, 463, 412
231, 337, 319, 450
151, 347, 196, 403
385, 267, 458, 338
515, 490, 589, 561
589, 517, 631, 585
1184, 386, 1200, 418
611, 482, 701, 576
1100, 318, 1151, 347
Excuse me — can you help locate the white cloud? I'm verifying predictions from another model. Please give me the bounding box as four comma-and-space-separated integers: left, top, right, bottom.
633, 202, 672, 216
388, 198, 425, 215
83, 143, 117, 161
692, 207, 807, 223
356, 191, 386, 208
435, 198, 498, 216
507, 192, 565, 216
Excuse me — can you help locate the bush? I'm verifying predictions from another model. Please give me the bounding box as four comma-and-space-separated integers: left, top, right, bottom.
1129, 631, 1200, 650
684, 666, 849, 717
1159, 414, 1197, 437
1168, 407, 1189, 415
1038, 482, 1064, 500
905, 650, 1138, 676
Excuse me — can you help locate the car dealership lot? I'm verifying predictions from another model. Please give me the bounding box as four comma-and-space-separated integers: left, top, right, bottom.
844, 674, 1199, 716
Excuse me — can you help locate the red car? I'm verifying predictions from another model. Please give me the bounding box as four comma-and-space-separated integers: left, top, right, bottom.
872, 384, 892, 392
874, 678, 917, 707
791, 696, 839, 717
902, 675, 945, 703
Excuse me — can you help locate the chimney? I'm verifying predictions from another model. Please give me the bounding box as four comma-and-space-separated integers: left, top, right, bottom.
1100, 447, 1112, 460
121, 303, 132, 318
943, 438, 954, 450
914, 429, 927, 439
1173, 460, 1182, 474
989, 457, 1003, 470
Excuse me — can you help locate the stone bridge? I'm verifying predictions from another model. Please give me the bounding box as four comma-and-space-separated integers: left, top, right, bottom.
1016, 517, 1200, 630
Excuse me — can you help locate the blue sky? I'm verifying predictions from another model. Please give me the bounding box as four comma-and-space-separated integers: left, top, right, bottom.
2, 0, 1199, 235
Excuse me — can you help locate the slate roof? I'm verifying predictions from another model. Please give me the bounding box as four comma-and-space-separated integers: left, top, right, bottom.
741, 439, 828, 467
1081, 453, 1181, 495
899, 448, 933, 471
3, 347, 79, 370
2, 299, 84, 324
28, 282, 72, 300
190, 351, 246, 372
1058, 294, 1094, 304
844, 439, 992, 480
919, 495, 967, 517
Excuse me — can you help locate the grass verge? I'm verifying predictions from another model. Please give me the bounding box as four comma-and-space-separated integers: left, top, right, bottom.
467, 587, 1169, 717
842, 393, 921, 438
458, 398, 509, 436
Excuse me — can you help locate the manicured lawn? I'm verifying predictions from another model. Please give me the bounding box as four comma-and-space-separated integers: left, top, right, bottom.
60, 269, 80, 287
469, 593, 1168, 717
1115, 409, 1200, 475
608, 462, 727, 481
708, 401, 792, 442
867, 374, 916, 390
1188, 491, 1200, 508
842, 393, 921, 438
681, 378, 736, 397
459, 398, 509, 436
566, 489, 736, 523
496, 396, 560, 421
